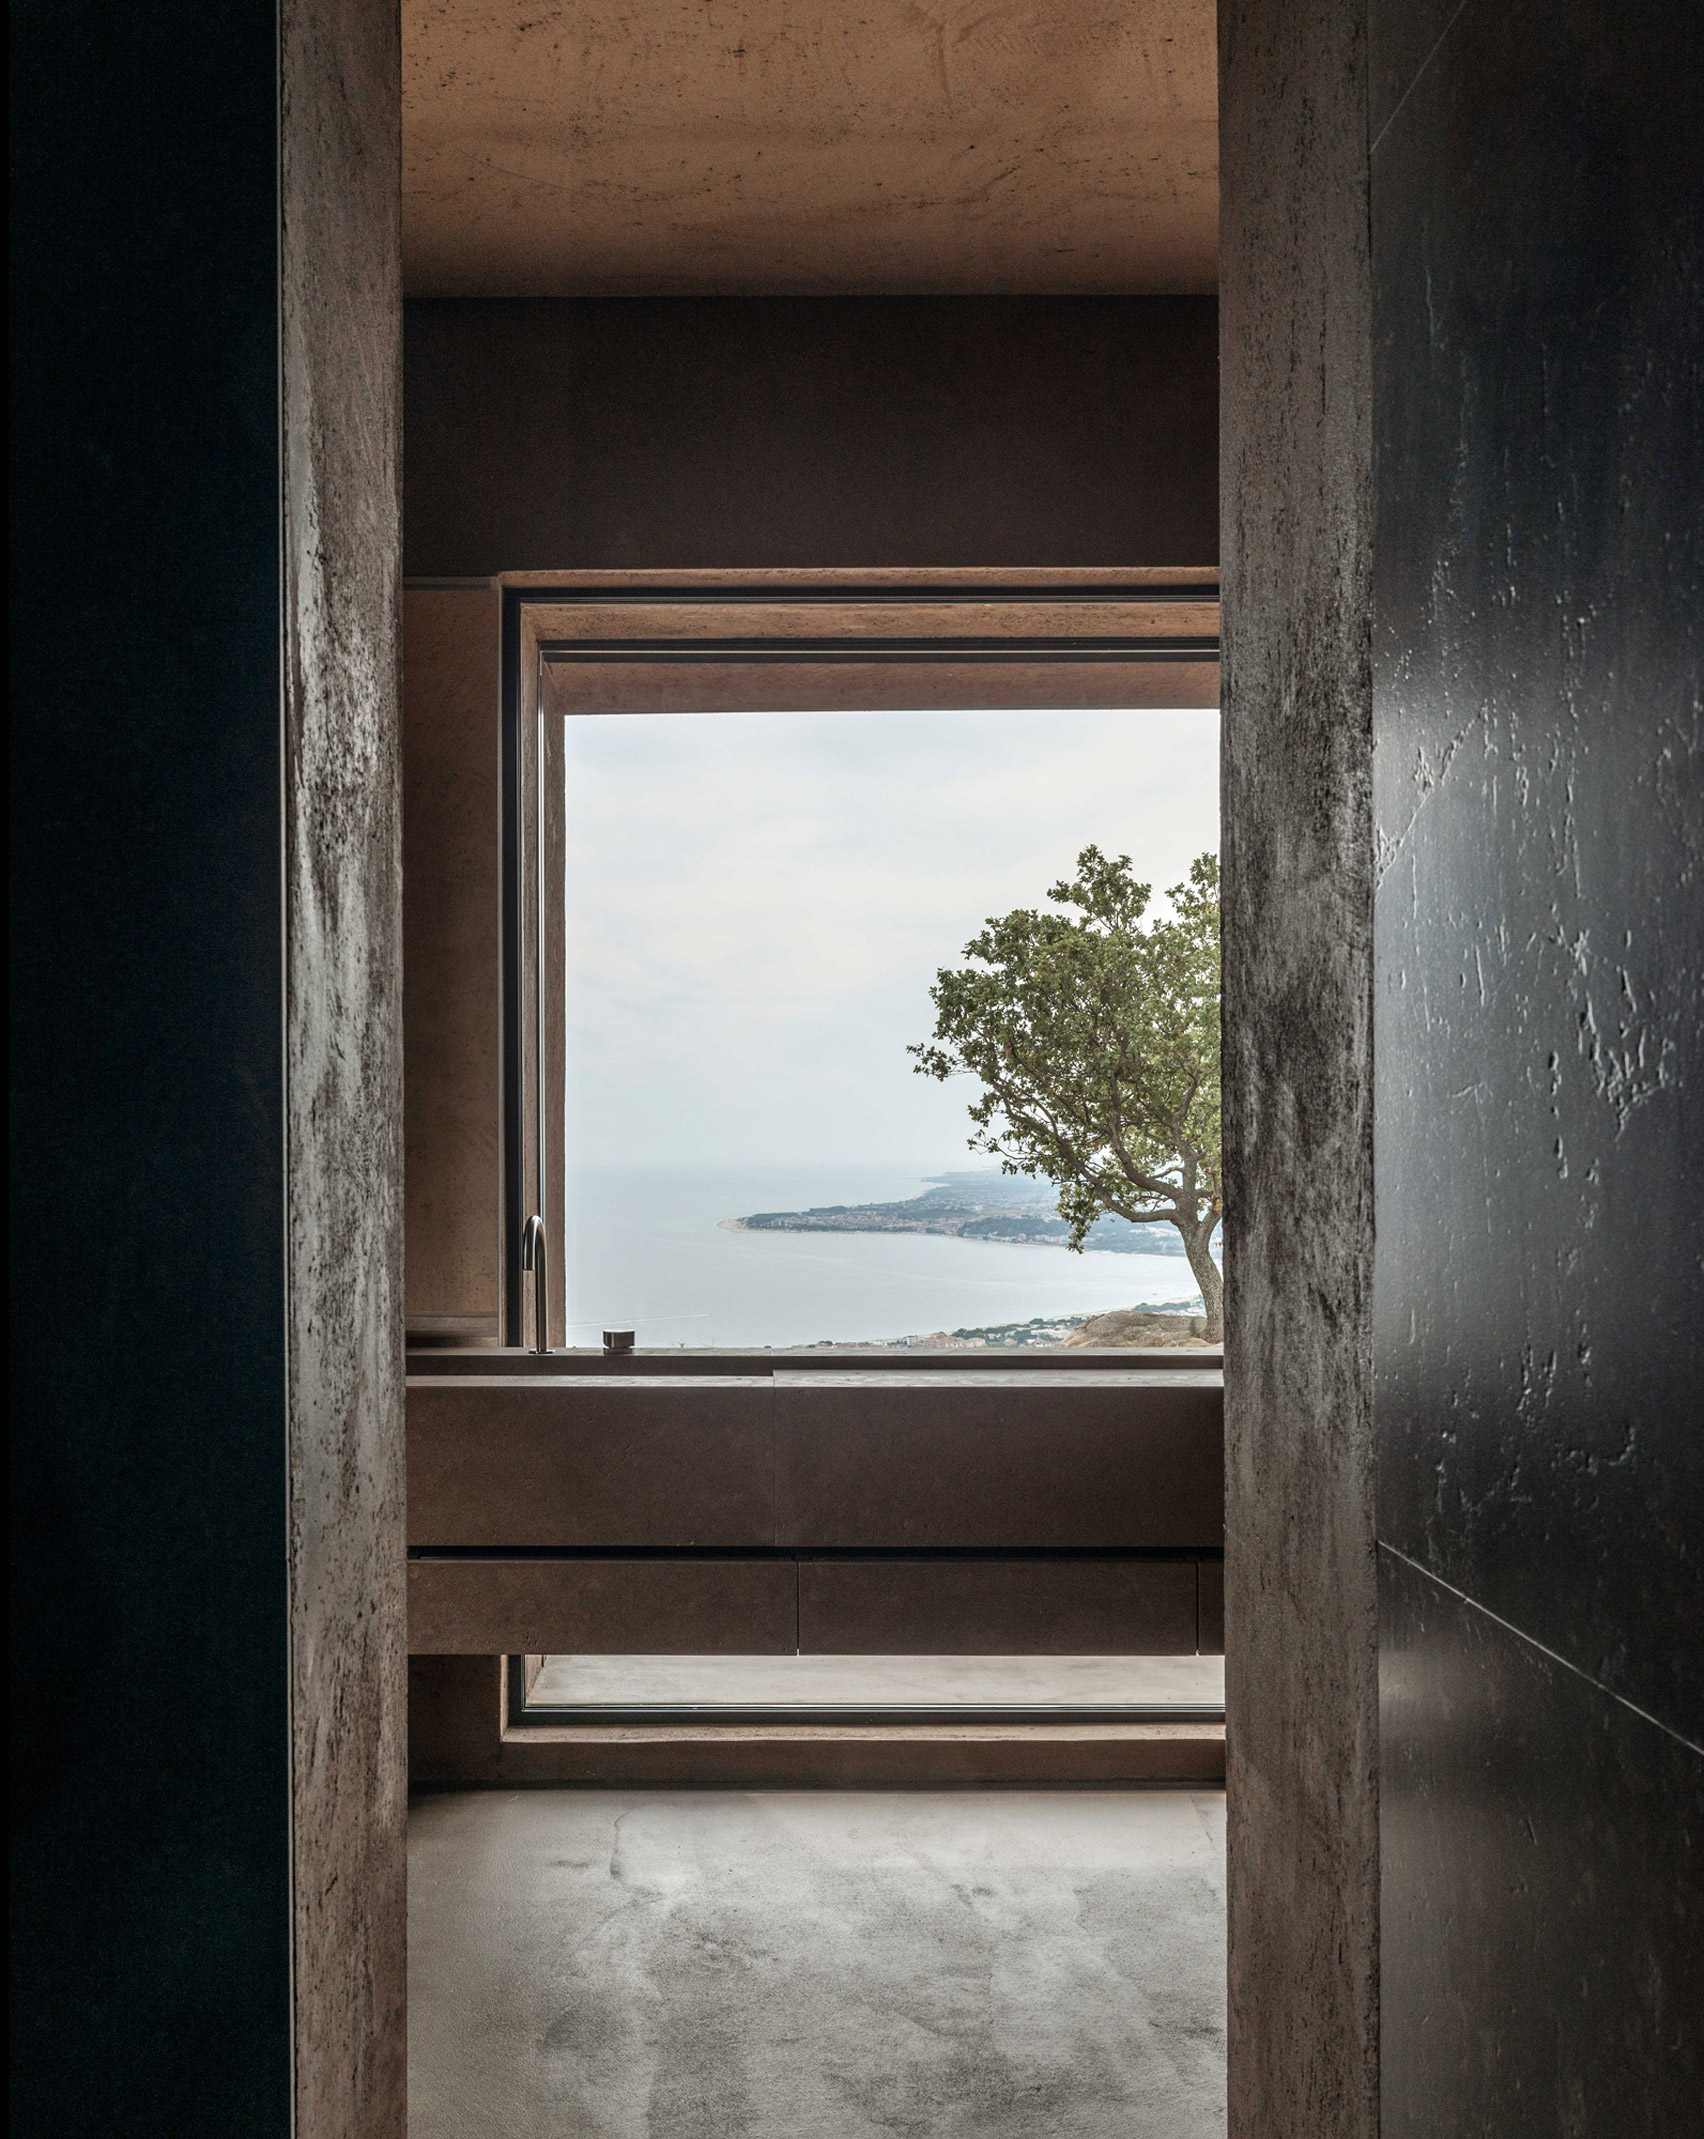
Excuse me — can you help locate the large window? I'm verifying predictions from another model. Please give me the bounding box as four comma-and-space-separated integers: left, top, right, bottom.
560, 704, 1220, 1350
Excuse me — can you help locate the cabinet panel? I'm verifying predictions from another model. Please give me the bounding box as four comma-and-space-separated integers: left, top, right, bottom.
799, 1557, 1200, 1654
776, 1372, 1222, 1548
407, 1376, 774, 1546
407, 1556, 795, 1653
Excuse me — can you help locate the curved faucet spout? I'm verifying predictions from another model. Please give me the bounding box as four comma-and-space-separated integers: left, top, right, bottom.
519, 1213, 549, 1355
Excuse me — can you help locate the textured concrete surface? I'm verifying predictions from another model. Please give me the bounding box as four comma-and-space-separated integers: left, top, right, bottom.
402, 1, 1216, 296
530, 1654, 1228, 1709
281, 0, 408, 2127
1371, 0, 1704, 2125
408, 1788, 1227, 2137
1218, 3, 1378, 2136
403, 297, 1219, 574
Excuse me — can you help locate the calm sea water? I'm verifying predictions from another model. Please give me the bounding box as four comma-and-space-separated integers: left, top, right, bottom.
563, 1164, 1212, 1349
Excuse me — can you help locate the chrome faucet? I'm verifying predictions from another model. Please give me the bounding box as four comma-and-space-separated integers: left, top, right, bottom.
520, 1213, 549, 1355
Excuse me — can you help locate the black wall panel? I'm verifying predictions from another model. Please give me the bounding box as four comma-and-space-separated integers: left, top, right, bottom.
1372, 0, 1703, 1740
1380, 1550, 1703, 2139
1371, 0, 1704, 2124
10, 2, 292, 2132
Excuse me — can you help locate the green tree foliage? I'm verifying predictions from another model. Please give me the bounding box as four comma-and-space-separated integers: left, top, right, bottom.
910, 847, 1224, 1340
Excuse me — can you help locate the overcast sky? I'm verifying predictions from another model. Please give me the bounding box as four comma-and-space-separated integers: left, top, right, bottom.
563, 706, 1220, 1171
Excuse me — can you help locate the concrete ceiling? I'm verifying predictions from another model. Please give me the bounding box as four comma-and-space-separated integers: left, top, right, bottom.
402, 2, 1217, 297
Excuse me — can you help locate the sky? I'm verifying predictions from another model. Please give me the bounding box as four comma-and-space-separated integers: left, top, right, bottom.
562, 705, 1221, 1171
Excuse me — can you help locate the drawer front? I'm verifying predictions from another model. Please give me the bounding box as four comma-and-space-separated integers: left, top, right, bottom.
798, 1557, 1202, 1654
776, 1375, 1223, 1548
407, 1556, 796, 1653
407, 1378, 774, 1546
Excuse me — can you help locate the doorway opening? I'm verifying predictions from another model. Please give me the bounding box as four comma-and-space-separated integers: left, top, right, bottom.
408, 561, 1227, 2120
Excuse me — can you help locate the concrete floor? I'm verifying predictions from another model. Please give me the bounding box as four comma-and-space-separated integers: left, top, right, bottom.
409, 1787, 1226, 2138
529, 1654, 1227, 1711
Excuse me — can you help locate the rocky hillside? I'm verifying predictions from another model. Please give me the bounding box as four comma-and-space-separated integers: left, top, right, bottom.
1062, 1309, 1215, 1348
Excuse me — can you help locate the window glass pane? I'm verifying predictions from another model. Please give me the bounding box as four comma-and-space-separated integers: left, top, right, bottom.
562, 706, 1220, 1350
527, 1653, 1226, 1715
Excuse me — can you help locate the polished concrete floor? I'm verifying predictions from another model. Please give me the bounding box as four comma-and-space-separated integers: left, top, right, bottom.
409, 1787, 1226, 2138
530, 1653, 1227, 1711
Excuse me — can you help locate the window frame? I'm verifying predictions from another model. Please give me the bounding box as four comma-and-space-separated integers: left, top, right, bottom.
499, 568, 1221, 1354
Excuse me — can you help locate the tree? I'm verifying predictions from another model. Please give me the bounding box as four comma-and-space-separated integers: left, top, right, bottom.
910, 847, 1224, 1341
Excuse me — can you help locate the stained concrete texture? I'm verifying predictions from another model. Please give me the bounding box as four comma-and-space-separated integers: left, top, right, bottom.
281, 0, 408, 2125
1218, 0, 1377, 2132
530, 1654, 1228, 1711
409, 1788, 1226, 2137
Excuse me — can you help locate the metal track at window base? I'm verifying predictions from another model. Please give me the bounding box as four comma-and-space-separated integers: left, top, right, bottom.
513, 1708, 1229, 1729
538, 635, 1219, 664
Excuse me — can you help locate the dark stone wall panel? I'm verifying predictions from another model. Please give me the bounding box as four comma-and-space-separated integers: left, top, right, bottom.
1219, 1, 1378, 2133
1380, 1548, 1704, 2135
10, 3, 293, 2132
1372, 0, 1704, 1743
1367, 0, 1462, 144
403, 296, 1219, 574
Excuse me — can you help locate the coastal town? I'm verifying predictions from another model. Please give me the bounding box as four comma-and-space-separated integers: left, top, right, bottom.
809, 1305, 1220, 1351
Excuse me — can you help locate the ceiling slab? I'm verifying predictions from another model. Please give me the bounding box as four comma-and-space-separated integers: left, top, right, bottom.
403, 2, 1217, 296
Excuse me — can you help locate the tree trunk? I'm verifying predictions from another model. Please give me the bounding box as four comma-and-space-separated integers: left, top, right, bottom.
1177, 1216, 1224, 1343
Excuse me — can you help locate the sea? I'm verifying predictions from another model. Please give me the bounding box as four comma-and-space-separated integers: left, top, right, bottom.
563, 1163, 1214, 1350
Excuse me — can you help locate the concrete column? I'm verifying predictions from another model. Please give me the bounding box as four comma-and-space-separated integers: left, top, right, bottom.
1219, 3, 1379, 2135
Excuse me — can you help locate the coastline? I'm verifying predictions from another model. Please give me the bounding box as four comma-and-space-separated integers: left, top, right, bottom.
724, 1171, 1219, 1260
563, 1165, 1216, 1348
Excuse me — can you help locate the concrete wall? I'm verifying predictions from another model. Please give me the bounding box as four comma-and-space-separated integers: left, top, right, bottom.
1370, 0, 1704, 2127
281, 0, 407, 2129
10, 0, 405, 2131
1218, 4, 1378, 2137
404, 297, 1219, 574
